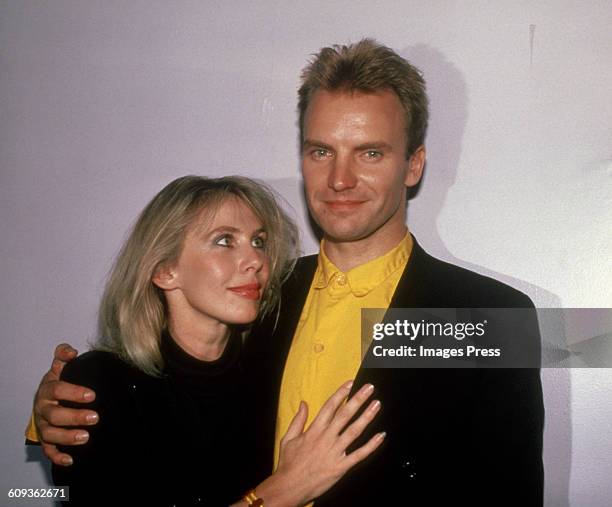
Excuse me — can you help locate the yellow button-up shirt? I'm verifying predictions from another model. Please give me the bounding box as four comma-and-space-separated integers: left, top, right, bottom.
274, 233, 412, 465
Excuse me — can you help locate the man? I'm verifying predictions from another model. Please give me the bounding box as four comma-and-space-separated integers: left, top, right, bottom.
30, 39, 543, 505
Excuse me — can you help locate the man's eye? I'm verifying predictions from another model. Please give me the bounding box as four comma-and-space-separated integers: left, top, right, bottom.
364, 150, 382, 160
252, 236, 266, 249
311, 148, 330, 159
215, 235, 232, 247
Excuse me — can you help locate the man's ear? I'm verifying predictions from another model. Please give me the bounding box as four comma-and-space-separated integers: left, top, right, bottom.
404, 145, 426, 187
152, 263, 178, 290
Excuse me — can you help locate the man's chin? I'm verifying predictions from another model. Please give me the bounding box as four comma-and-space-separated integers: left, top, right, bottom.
322, 227, 369, 244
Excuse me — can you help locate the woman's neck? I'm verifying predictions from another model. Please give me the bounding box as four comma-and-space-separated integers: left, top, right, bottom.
166, 315, 230, 361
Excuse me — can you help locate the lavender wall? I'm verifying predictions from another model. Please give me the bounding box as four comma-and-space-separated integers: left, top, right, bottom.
1, 1, 611, 505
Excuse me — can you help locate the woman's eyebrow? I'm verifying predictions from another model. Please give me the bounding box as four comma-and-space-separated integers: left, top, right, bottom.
200, 225, 239, 238
209, 226, 239, 233
205, 226, 266, 236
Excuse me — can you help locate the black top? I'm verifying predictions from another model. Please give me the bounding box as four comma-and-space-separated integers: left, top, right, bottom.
53, 332, 253, 506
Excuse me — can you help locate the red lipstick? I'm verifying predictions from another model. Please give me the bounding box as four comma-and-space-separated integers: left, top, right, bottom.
228, 283, 262, 300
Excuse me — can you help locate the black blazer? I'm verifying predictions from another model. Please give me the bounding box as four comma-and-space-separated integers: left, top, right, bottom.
244, 237, 544, 506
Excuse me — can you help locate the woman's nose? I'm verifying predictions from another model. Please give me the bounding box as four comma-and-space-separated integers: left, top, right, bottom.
242, 245, 265, 272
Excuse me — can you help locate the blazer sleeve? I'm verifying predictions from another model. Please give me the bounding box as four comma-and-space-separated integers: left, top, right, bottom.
470, 299, 544, 506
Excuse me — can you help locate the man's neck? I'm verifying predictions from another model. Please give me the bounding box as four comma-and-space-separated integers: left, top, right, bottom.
322, 226, 409, 272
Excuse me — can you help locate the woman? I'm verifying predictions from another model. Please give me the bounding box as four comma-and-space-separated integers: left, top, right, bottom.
52, 175, 384, 506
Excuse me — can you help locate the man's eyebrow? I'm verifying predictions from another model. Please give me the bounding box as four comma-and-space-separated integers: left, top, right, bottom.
302, 139, 334, 151
302, 140, 394, 152
354, 142, 393, 151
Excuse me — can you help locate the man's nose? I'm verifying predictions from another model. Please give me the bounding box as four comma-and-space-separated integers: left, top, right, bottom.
328, 154, 358, 191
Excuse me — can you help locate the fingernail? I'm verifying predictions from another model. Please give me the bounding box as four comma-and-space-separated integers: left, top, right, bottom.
345, 380, 354, 389
370, 400, 381, 411
83, 391, 94, 401
378, 431, 386, 441
364, 383, 374, 393
61, 456, 73, 466
75, 431, 89, 443
85, 413, 98, 423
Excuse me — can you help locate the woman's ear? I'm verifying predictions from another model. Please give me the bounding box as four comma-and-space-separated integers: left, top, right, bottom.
152, 263, 178, 290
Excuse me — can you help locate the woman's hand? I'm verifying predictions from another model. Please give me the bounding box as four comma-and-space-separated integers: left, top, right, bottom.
252, 381, 384, 507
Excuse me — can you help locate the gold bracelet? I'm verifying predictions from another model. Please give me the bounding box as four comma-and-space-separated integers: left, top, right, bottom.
243, 489, 264, 507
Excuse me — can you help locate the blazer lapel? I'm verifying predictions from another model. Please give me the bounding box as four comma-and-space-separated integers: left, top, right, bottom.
273, 255, 318, 367
388, 235, 429, 309
352, 236, 429, 387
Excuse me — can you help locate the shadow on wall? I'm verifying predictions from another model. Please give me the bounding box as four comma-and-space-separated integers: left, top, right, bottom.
402, 43, 571, 507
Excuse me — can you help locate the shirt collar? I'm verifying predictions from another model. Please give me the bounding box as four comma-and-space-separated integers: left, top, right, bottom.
313, 232, 413, 297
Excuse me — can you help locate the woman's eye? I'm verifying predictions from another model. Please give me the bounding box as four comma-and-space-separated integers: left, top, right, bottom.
215, 235, 232, 247
252, 236, 266, 249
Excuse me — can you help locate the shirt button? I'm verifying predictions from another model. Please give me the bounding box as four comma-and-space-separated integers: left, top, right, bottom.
313, 342, 325, 353
336, 274, 347, 286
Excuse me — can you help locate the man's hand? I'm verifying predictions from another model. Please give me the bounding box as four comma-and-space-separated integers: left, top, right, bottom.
33, 344, 99, 466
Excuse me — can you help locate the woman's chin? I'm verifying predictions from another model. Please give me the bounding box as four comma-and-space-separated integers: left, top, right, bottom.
224, 307, 260, 326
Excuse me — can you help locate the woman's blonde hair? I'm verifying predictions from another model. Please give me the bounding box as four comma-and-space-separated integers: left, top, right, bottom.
97, 175, 299, 375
